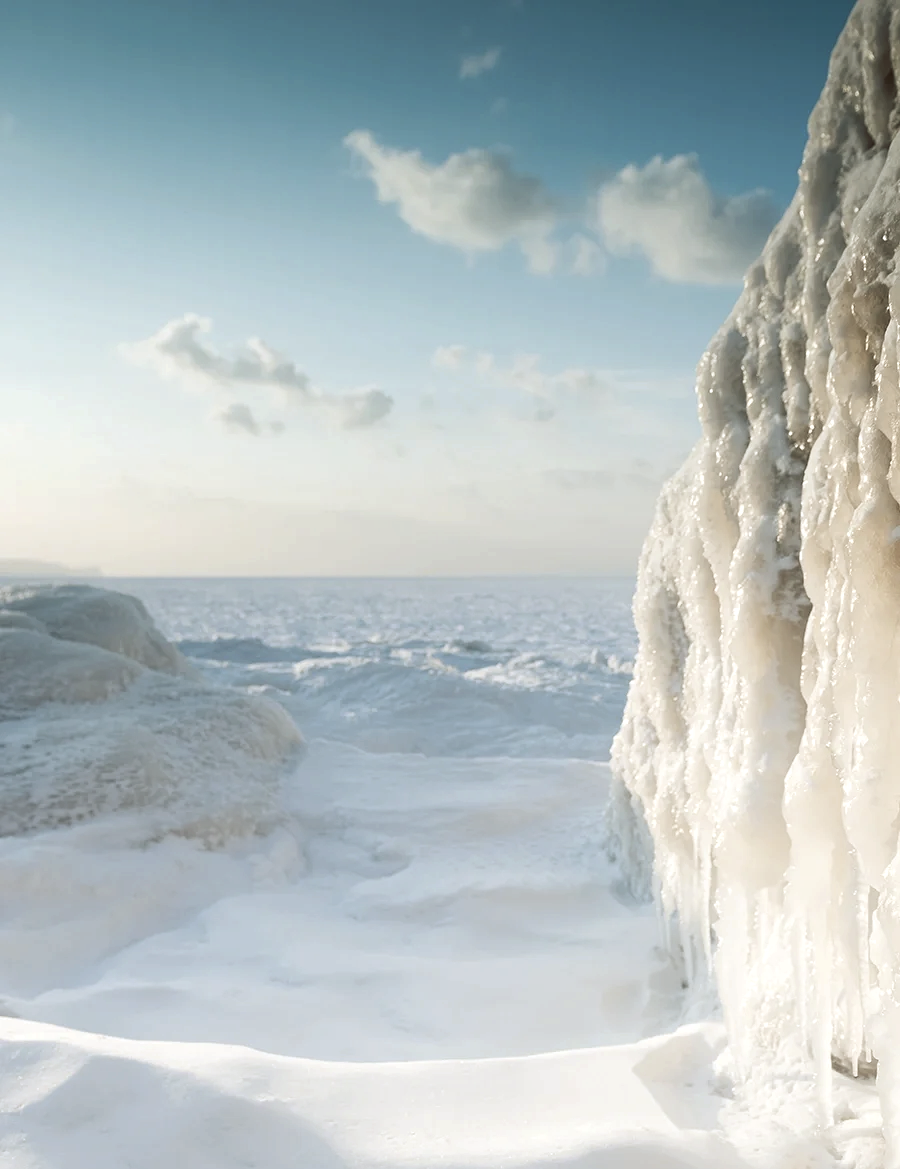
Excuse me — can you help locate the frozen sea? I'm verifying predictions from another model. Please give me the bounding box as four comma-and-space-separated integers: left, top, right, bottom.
0, 575, 755, 1169
126, 575, 639, 760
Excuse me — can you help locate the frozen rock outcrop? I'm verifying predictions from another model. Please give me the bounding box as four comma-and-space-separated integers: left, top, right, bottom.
0, 585, 304, 842
611, 0, 900, 1153
1, 584, 194, 675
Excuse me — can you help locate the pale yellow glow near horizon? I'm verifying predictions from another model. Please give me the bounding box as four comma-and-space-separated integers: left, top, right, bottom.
2, 466, 653, 577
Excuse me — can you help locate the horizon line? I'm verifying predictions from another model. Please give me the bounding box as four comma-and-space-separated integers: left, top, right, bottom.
0, 571, 637, 582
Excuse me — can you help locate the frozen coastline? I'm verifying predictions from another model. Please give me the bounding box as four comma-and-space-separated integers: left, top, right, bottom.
2, 579, 737, 1169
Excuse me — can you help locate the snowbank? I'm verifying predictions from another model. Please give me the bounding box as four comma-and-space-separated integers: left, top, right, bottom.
0, 585, 303, 840
612, 0, 900, 1153
0, 1017, 739, 1169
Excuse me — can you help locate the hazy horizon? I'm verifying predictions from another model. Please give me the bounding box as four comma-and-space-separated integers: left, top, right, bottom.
0, 558, 636, 582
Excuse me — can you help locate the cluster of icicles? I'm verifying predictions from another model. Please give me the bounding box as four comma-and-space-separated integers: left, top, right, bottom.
611, 0, 900, 1157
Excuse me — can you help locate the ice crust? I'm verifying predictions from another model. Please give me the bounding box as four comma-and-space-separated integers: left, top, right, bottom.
0, 585, 304, 840
611, 0, 900, 1153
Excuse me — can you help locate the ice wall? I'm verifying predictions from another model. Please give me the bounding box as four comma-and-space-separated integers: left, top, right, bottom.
611, 0, 900, 1151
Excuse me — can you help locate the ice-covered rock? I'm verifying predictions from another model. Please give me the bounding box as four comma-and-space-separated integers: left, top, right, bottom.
0, 610, 47, 633
0, 585, 304, 842
611, 0, 900, 1153
0, 628, 145, 709
0, 584, 194, 676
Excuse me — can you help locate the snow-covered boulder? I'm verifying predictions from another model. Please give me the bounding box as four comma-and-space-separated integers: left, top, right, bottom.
0, 610, 47, 633
0, 584, 193, 676
0, 585, 304, 841
0, 628, 145, 709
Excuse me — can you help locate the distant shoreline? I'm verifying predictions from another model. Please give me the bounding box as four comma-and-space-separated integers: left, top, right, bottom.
0, 560, 103, 578
0, 568, 637, 583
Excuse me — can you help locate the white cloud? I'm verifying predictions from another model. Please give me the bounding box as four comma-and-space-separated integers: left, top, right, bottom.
122, 315, 393, 431
460, 46, 502, 79
217, 402, 261, 436
477, 351, 608, 400
344, 130, 559, 274
317, 388, 394, 429
343, 133, 776, 284
569, 233, 605, 277
432, 344, 467, 370
433, 345, 610, 406
596, 154, 779, 284
121, 314, 309, 397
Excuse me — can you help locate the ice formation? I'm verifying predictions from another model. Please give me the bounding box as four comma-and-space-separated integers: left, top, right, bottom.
1, 585, 195, 676
611, 0, 900, 1155
0, 585, 304, 841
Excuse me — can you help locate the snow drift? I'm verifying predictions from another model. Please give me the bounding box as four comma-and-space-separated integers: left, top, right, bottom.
611, 0, 900, 1154
0, 585, 304, 841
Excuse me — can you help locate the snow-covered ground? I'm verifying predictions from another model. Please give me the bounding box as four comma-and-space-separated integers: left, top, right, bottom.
0, 577, 754, 1169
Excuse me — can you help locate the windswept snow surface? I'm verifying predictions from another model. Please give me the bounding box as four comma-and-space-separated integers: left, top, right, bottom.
612, 0, 900, 1163
0, 577, 758, 1169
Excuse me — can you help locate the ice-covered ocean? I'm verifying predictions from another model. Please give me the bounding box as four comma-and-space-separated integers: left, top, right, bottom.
0, 576, 763, 1169
132, 576, 638, 761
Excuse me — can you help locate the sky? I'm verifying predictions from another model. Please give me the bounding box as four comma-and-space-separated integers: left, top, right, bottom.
0, 0, 854, 576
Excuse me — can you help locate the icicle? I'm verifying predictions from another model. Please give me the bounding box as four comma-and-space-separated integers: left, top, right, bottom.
859, 882, 873, 1067
811, 908, 834, 1129
699, 831, 713, 976
793, 916, 811, 1060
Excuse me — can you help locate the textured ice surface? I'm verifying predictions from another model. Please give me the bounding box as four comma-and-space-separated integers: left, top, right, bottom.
126, 576, 638, 760
611, 0, 900, 1157
0, 585, 303, 839
1, 584, 194, 676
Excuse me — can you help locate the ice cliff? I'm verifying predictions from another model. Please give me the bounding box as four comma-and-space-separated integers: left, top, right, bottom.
610, 0, 900, 1154
0, 585, 303, 842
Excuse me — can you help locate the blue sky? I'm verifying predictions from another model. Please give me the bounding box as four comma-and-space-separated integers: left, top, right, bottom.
0, 0, 853, 574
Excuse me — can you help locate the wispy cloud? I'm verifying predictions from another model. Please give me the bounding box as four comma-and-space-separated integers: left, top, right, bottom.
122, 314, 309, 398
432, 344, 468, 371
122, 314, 393, 431
433, 345, 610, 416
317, 387, 394, 429
344, 130, 559, 274
217, 402, 261, 436
569, 233, 605, 277
595, 154, 778, 284
460, 46, 502, 79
